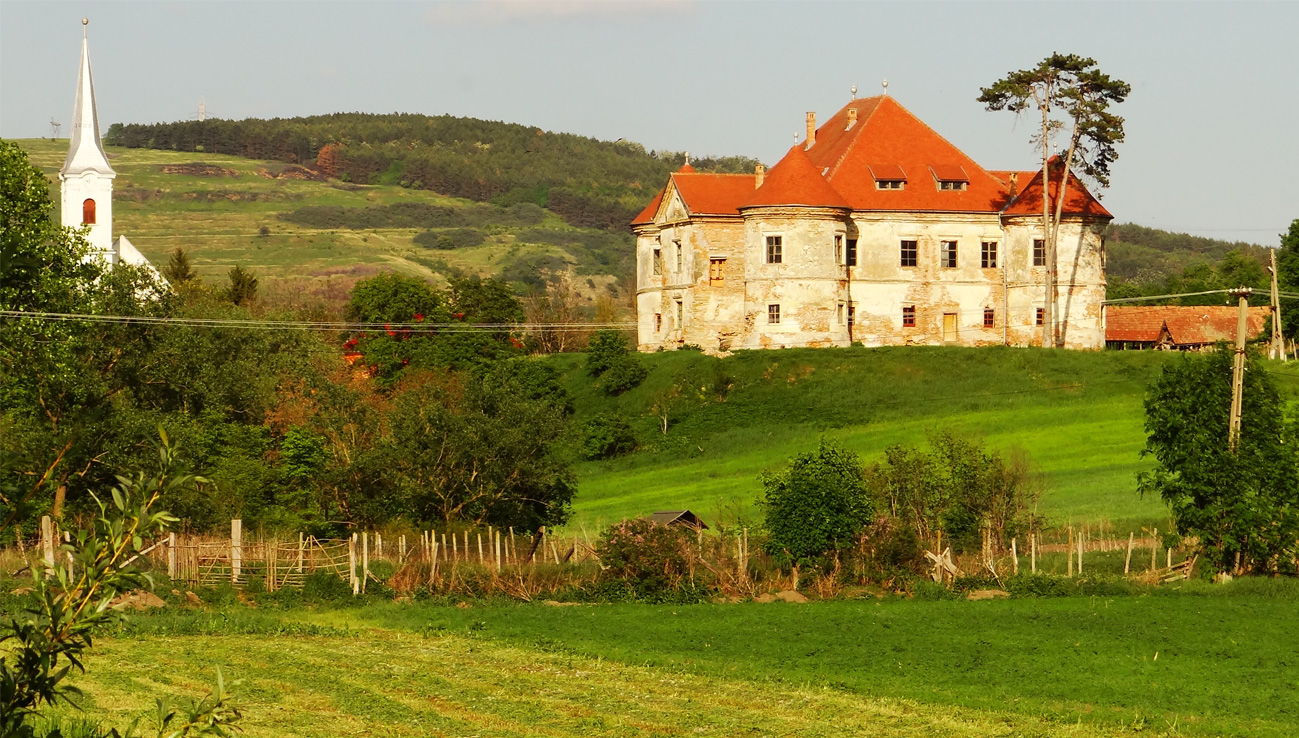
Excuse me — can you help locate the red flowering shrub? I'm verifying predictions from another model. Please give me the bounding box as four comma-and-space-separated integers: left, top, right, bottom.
595, 518, 691, 591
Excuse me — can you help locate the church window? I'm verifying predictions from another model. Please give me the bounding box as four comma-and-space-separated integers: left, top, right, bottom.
902, 305, 916, 327
846, 238, 858, 267
768, 304, 781, 324
984, 308, 996, 328
981, 241, 998, 268
82, 198, 96, 225
653, 248, 662, 275
900, 240, 918, 267
941, 240, 958, 268
1033, 239, 1046, 267
766, 236, 783, 264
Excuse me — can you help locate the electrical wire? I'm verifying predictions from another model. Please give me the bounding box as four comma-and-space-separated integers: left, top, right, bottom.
0, 310, 634, 333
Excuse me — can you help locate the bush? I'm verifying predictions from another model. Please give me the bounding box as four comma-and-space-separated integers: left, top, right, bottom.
595, 518, 692, 595
760, 440, 872, 568
302, 570, 352, 602
580, 414, 637, 460
413, 227, 487, 251
598, 355, 648, 395
585, 329, 632, 376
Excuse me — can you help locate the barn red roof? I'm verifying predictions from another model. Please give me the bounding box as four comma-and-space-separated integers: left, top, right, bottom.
1002, 160, 1112, 218
741, 145, 849, 209
1106, 306, 1270, 345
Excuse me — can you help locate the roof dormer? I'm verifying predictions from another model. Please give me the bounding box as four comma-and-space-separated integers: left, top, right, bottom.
929, 164, 968, 191
868, 164, 907, 190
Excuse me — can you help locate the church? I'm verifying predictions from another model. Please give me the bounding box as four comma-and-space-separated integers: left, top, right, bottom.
61, 19, 156, 274
631, 91, 1113, 352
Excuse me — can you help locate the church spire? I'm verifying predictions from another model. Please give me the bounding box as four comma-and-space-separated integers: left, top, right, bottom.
61, 18, 114, 178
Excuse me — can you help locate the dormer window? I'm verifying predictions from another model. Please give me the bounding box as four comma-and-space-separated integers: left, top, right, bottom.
929, 165, 969, 191
868, 164, 907, 191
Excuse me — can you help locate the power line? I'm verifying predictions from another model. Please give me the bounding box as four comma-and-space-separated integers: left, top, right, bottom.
0, 310, 634, 333
1102, 289, 1235, 305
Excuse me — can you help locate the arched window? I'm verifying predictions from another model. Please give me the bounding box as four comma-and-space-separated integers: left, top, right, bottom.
82, 198, 96, 225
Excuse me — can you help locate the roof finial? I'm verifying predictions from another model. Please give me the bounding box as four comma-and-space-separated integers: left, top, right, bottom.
684, 151, 689, 166
793, 132, 799, 146
882, 79, 889, 96
82, 17, 88, 38
850, 84, 858, 99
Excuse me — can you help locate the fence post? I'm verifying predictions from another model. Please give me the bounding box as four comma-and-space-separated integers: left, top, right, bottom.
362, 531, 370, 594
40, 516, 54, 570
400, 535, 406, 560
1077, 532, 1084, 574
168, 532, 177, 579
349, 533, 358, 595
298, 532, 304, 574
1150, 528, 1158, 571
1031, 533, 1037, 574
477, 532, 484, 564
230, 519, 242, 584
1067, 527, 1074, 577
63, 531, 73, 580
1011, 537, 1019, 575
495, 530, 501, 572
1124, 532, 1134, 574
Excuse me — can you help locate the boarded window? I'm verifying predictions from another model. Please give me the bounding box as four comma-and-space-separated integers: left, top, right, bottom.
1036, 307, 1045, 326
846, 238, 858, 267
902, 305, 916, 327
768, 304, 781, 324
900, 240, 918, 267
941, 240, 957, 268
709, 258, 725, 284
82, 198, 96, 225
676, 300, 684, 326
766, 236, 783, 264
981, 241, 997, 268
652, 248, 662, 275
1033, 239, 1046, 267
984, 307, 995, 328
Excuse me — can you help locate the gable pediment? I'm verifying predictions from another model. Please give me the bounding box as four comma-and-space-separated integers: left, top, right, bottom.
655, 181, 690, 225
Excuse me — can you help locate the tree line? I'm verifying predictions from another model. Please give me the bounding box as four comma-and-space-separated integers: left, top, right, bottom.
104, 113, 759, 233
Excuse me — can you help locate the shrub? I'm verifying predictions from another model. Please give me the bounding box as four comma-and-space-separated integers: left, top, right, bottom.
302, 570, 352, 602
413, 227, 487, 251
595, 518, 692, 595
580, 414, 637, 460
760, 440, 872, 568
585, 329, 633, 376
598, 355, 647, 395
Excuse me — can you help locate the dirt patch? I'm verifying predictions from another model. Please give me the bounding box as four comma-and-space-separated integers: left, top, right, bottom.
257, 165, 327, 182
755, 590, 808, 604
542, 600, 581, 607
161, 163, 238, 177
111, 590, 166, 610
966, 589, 1011, 601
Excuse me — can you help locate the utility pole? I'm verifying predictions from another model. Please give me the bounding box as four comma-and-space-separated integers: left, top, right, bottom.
1269, 249, 1288, 362
1228, 287, 1252, 452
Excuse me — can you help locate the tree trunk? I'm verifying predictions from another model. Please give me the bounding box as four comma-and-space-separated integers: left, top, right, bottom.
1050, 123, 1082, 348
1039, 96, 1054, 348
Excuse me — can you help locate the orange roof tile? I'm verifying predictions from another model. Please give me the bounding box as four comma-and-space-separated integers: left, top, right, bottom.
1106, 306, 1270, 345
741, 145, 849, 209
671, 172, 757, 217
631, 186, 665, 225
1003, 160, 1112, 218
677, 163, 697, 173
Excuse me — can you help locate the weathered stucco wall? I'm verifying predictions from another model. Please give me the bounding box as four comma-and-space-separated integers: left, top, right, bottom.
636, 204, 1107, 353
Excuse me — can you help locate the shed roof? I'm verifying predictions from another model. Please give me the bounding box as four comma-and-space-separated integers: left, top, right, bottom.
647, 510, 709, 530
1106, 305, 1271, 345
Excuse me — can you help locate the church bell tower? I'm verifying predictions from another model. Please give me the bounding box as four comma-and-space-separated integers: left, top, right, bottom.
60, 18, 116, 263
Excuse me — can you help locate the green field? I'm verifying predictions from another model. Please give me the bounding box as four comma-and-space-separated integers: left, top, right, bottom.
31, 579, 1299, 737
12, 138, 623, 299
548, 345, 1299, 533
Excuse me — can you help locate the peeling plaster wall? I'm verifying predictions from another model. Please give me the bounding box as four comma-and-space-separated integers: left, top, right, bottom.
635, 208, 1107, 354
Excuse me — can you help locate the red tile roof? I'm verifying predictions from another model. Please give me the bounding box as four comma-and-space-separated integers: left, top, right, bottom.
631, 186, 665, 226
741, 145, 849, 209
670, 172, 757, 217
1002, 160, 1112, 218
1106, 306, 1270, 345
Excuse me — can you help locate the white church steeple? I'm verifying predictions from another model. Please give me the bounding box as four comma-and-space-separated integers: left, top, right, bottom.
60, 18, 116, 261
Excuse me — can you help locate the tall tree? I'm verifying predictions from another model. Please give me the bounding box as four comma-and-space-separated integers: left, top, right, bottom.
979, 54, 1130, 347
162, 246, 198, 284
224, 264, 259, 305
1277, 218, 1299, 341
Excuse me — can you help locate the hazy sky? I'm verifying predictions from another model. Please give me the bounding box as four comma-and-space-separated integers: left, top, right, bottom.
3, 1, 1295, 245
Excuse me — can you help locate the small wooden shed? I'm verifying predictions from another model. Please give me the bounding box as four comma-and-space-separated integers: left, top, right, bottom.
647, 510, 709, 530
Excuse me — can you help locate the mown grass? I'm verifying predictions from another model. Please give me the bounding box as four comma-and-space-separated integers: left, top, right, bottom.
38, 579, 1298, 737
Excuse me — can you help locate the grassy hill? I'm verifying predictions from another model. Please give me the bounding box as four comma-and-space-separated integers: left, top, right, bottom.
547, 345, 1299, 533
14, 138, 634, 305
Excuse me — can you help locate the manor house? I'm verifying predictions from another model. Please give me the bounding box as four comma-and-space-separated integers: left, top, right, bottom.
631, 93, 1112, 352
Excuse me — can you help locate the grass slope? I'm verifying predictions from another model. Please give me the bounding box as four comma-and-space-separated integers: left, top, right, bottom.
552, 346, 1299, 531
13, 138, 626, 300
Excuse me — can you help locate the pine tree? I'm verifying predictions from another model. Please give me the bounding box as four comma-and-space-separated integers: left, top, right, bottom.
162, 246, 197, 284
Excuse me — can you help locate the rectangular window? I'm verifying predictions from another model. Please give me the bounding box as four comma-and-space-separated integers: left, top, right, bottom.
709, 258, 725, 284
834, 235, 843, 264
654, 313, 662, 332
768, 304, 781, 324
836, 302, 845, 325
941, 240, 958, 268
981, 241, 998, 269
876, 180, 905, 190
652, 248, 662, 275
983, 307, 995, 328
902, 305, 916, 327
847, 304, 856, 326
846, 238, 858, 267
1033, 239, 1046, 267
900, 240, 918, 267
1036, 307, 1045, 326
766, 235, 783, 264
675, 240, 683, 272
938, 180, 967, 191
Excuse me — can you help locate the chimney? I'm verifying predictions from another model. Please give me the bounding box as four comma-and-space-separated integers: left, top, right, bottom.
846, 108, 858, 129
754, 164, 765, 189
1007, 172, 1019, 198
805, 112, 816, 148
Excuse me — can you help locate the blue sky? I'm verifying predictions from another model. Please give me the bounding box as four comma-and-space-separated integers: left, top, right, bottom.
3, 0, 1295, 245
